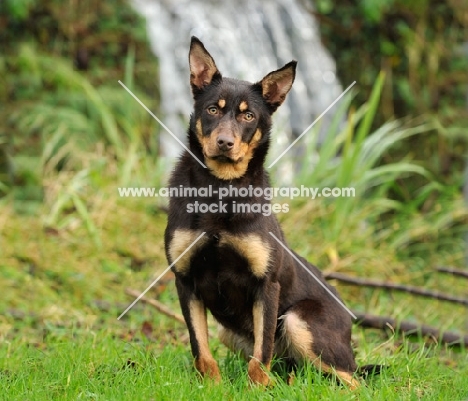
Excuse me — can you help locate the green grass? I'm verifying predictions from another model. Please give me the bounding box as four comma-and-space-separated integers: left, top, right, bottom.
1, 329, 467, 400
1, 190, 468, 400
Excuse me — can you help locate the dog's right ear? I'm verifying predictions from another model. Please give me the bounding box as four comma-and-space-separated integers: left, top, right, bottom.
189, 37, 221, 96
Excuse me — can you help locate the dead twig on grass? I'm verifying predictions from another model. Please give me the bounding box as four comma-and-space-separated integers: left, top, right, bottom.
436, 266, 468, 279
354, 312, 468, 347
325, 272, 468, 306
125, 288, 185, 324
124, 288, 215, 338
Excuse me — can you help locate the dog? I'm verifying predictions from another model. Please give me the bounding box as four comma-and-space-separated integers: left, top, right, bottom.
164, 36, 362, 389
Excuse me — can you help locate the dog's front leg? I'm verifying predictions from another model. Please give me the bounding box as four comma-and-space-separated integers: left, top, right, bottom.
248, 281, 280, 385
176, 279, 221, 382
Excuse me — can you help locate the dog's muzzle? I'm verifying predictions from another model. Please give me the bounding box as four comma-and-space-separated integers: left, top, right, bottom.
216, 133, 235, 152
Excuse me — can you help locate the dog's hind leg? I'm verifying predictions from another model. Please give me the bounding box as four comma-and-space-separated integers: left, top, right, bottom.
277, 309, 360, 390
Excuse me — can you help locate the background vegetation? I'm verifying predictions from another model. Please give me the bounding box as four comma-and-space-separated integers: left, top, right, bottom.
1, 0, 467, 399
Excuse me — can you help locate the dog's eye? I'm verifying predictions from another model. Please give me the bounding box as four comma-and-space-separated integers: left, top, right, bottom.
244, 112, 255, 121
207, 106, 219, 115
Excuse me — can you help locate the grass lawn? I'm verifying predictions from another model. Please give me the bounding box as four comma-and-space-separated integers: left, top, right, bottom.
1, 192, 468, 400
1, 329, 467, 400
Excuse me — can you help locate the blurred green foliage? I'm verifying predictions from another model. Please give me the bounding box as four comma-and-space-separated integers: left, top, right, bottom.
1, 0, 37, 20
314, 0, 468, 182
0, 0, 155, 100
0, 0, 160, 205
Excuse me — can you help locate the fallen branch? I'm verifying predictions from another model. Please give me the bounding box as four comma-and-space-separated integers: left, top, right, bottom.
124, 288, 215, 338
125, 288, 185, 325
353, 312, 468, 348
435, 266, 468, 279
325, 272, 468, 306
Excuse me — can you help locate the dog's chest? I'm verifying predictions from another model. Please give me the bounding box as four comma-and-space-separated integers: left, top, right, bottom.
168, 229, 271, 279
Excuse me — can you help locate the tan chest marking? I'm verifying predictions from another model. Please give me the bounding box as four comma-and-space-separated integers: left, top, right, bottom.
219, 233, 271, 278
168, 229, 207, 274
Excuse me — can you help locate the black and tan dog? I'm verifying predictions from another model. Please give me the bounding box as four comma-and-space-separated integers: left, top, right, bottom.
165, 37, 361, 389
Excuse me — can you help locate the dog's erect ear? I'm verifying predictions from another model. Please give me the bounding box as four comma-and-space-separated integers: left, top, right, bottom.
189, 36, 221, 93
259, 61, 297, 112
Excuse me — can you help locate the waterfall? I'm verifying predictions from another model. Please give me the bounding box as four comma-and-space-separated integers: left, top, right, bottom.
132, 0, 343, 178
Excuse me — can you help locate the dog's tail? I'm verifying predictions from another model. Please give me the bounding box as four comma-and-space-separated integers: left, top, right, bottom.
357, 364, 386, 377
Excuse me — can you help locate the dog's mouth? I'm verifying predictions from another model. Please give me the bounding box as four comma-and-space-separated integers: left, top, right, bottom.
208, 154, 244, 164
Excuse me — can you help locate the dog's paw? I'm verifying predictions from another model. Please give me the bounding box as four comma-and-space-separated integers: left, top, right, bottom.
247, 359, 271, 386
195, 357, 221, 383
287, 371, 295, 386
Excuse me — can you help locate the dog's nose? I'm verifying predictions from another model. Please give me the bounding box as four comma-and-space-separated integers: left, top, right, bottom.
217, 134, 234, 151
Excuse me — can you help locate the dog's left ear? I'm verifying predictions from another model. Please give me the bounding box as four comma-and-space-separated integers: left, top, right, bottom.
259, 61, 297, 112
189, 36, 221, 95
